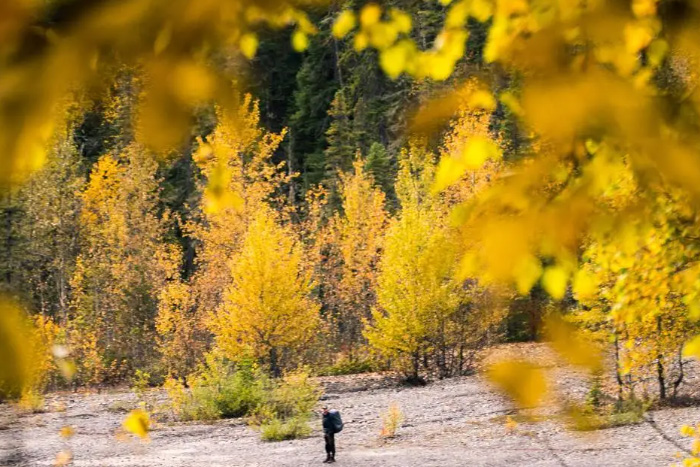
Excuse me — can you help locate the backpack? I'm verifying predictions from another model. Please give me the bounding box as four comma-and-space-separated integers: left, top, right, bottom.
329, 409, 343, 433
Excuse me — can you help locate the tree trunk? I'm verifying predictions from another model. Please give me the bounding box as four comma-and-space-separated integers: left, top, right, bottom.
614, 332, 624, 402
656, 317, 666, 400
270, 347, 280, 378
673, 346, 685, 399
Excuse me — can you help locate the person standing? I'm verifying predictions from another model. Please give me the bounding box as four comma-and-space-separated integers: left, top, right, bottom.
321, 406, 342, 463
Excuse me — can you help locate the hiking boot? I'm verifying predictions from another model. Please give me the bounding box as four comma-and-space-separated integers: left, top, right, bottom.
322, 456, 331, 463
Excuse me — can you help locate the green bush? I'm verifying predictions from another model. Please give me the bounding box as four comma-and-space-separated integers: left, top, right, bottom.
165, 355, 322, 437
572, 397, 649, 431
319, 357, 374, 376
260, 415, 313, 441
165, 353, 266, 421
251, 370, 321, 441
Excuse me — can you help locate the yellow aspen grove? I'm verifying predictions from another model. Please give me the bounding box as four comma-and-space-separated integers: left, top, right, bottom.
211, 207, 320, 377
70, 145, 178, 384
576, 169, 700, 400
185, 95, 290, 324
155, 256, 207, 379
365, 144, 464, 381
325, 158, 388, 360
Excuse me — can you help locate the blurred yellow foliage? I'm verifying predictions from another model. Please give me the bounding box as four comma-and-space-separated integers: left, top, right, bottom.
0, 298, 33, 399
59, 426, 75, 439
54, 450, 72, 467
332, 10, 356, 39
122, 408, 151, 439
486, 360, 548, 409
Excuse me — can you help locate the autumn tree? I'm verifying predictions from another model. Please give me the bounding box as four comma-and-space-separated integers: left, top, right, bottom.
210, 207, 319, 377
185, 95, 290, 322
1, 134, 84, 321
320, 158, 387, 361
155, 95, 293, 376
70, 145, 177, 383
364, 144, 465, 381
575, 161, 700, 400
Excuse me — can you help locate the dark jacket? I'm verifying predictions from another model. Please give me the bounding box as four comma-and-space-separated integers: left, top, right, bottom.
322, 410, 342, 435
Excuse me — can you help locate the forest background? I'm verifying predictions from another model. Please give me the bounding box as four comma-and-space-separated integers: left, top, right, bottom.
3, 0, 700, 458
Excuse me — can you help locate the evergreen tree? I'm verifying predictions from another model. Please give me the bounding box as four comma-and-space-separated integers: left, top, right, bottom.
364, 141, 395, 201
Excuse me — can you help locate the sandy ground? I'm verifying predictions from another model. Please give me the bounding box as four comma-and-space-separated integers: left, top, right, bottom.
2, 348, 700, 467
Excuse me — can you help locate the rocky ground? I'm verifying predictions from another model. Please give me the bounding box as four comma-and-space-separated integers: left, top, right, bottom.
2, 344, 700, 467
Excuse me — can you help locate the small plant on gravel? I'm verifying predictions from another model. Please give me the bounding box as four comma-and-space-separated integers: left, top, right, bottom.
252, 369, 321, 441
164, 354, 266, 421
260, 415, 312, 441
131, 369, 156, 410
380, 402, 404, 438
319, 356, 374, 376
571, 397, 650, 431
585, 374, 603, 410
107, 399, 132, 413
18, 390, 45, 413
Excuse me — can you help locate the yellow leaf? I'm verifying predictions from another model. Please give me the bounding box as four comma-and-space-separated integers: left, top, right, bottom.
647, 39, 668, 67
54, 450, 72, 467
0, 299, 33, 399
461, 136, 501, 169
487, 360, 548, 408
122, 409, 150, 439
172, 61, 215, 104
153, 24, 172, 55
203, 162, 244, 214
545, 314, 602, 372
389, 8, 412, 34
380, 43, 408, 80
332, 10, 356, 39
354, 31, 369, 51
471, 0, 494, 22
368, 22, 399, 50
239, 33, 258, 59
683, 335, 700, 359
291, 30, 309, 52
468, 90, 497, 111
572, 269, 597, 301
446, 1, 470, 28
681, 424, 696, 437
360, 3, 381, 27
499, 91, 523, 117
60, 426, 75, 438
57, 360, 76, 381
433, 153, 467, 193
505, 415, 518, 433
632, 0, 657, 17
428, 53, 455, 81
514, 255, 542, 295
542, 266, 569, 300
624, 22, 654, 54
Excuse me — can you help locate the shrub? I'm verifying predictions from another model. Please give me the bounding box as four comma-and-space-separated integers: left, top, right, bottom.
251, 370, 322, 441
18, 390, 45, 413
380, 402, 404, 438
165, 353, 266, 421
260, 415, 312, 441
319, 357, 374, 376
164, 354, 322, 440
572, 397, 649, 431
263, 370, 320, 419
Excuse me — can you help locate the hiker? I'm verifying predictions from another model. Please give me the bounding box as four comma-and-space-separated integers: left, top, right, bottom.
321, 406, 343, 463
